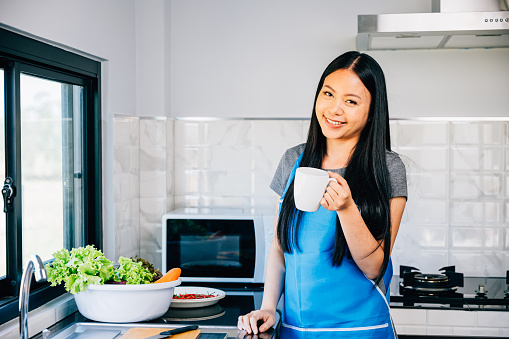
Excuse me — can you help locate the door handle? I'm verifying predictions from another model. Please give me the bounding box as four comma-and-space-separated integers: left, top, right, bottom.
2, 177, 16, 213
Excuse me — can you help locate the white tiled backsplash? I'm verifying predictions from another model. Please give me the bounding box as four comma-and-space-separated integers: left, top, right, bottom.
113, 117, 509, 278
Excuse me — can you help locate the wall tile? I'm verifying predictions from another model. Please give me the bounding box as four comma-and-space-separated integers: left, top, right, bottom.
451, 122, 480, 145
204, 145, 251, 172
417, 226, 447, 248
115, 200, 139, 258
166, 119, 175, 212
408, 173, 447, 199
140, 146, 166, 172
205, 120, 251, 146
393, 249, 448, 274
451, 227, 484, 248
450, 201, 483, 225
451, 148, 481, 171
484, 227, 502, 249
505, 149, 509, 171
129, 117, 140, 147
202, 170, 251, 196
175, 120, 201, 146
114, 116, 132, 145
506, 202, 509, 224
482, 122, 504, 145
483, 148, 503, 171
114, 173, 130, 203
504, 228, 509, 250
450, 174, 481, 199
140, 197, 166, 225
449, 251, 504, 277
505, 174, 509, 197
389, 121, 398, 148
140, 118, 166, 148
175, 171, 200, 195
178, 148, 199, 169
174, 194, 200, 208
252, 119, 305, 176
396, 121, 448, 146
114, 144, 131, 175
398, 148, 448, 172
140, 170, 167, 198
483, 175, 502, 197
406, 199, 448, 224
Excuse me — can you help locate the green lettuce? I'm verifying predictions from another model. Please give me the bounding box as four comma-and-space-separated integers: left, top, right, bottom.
115, 256, 155, 284
45, 245, 116, 294
45, 246, 157, 294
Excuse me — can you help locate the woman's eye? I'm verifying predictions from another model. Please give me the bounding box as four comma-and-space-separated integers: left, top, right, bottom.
346, 99, 357, 105
323, 91, 333, 97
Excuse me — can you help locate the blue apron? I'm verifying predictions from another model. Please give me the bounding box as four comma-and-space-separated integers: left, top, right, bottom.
278, 153, 395, 339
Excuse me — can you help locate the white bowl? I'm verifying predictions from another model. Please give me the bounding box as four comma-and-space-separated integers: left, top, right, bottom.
73, 278, 181, 323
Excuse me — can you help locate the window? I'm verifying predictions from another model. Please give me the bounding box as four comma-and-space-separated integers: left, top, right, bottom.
0, 27, 102, 323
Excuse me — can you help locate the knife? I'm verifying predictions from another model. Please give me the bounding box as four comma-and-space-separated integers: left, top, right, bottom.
143, 325, 199, 339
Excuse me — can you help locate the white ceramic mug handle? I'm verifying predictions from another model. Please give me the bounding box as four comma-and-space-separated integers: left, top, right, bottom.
329, 178, 337, 184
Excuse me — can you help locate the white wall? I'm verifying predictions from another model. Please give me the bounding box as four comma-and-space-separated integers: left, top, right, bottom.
2, 0, 507, 119
0, 0, 137, 116
169, 0, 509, 118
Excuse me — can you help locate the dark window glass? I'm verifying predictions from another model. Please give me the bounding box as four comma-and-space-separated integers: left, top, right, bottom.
0, 27, 102, 324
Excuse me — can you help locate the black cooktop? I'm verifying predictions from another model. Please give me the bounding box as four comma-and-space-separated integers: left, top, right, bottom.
390, 266, 509, 310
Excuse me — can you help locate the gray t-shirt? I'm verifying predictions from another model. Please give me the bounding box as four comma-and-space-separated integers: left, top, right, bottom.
270, 143, 408, 199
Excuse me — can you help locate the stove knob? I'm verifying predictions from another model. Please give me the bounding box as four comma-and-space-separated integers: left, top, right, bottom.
475, 284, 488, 298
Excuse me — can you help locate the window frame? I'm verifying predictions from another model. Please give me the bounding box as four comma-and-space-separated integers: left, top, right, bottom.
0, 26, 102, 324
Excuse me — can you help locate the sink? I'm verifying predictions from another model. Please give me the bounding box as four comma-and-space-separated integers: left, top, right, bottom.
44, 322, 276, 339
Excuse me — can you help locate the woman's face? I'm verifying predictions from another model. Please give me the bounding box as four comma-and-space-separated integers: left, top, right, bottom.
315, 69, 371, 144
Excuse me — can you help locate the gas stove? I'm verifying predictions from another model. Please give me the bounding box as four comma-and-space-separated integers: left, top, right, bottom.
390, 266, 509, 310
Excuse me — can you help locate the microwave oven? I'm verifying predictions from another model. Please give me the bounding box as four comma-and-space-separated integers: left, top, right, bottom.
162, 209, 272, 284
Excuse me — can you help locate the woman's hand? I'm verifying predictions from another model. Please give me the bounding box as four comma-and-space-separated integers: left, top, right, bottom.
238, 309, 276, 334
320, 171, 355, 212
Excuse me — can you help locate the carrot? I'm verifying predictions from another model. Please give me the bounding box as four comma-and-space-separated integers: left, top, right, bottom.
154, 267, 181, 283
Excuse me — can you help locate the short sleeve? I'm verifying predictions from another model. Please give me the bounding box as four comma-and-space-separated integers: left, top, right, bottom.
386, 151, 408, 199
270, 144, 305, 196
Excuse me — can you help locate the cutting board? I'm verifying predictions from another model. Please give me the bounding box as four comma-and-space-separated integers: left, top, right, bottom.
120, 327, 201, 339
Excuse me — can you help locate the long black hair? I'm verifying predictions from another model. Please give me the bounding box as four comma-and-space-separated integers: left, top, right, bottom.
277, 51, 392, 286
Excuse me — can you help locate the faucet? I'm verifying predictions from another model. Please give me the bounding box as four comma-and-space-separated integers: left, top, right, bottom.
19, 254, 47, 339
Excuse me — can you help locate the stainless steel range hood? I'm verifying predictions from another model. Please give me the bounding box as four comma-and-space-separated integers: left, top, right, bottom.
357, 0, 509, 50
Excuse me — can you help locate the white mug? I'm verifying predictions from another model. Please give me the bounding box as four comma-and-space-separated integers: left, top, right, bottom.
294, 167, 337, 212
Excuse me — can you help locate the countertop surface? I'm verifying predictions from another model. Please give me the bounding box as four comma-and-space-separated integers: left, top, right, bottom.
40, 320, 276, 339
33, 306, 278, 339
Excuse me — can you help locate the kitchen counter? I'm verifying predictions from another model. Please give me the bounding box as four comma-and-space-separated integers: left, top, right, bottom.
36, 316, 276, 339
35, 311, 508, 339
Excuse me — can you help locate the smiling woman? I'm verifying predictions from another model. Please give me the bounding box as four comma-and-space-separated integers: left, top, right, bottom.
0, 26, 102, 324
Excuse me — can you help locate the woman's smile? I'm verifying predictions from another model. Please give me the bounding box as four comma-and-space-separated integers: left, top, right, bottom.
325, 117, 346, 127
